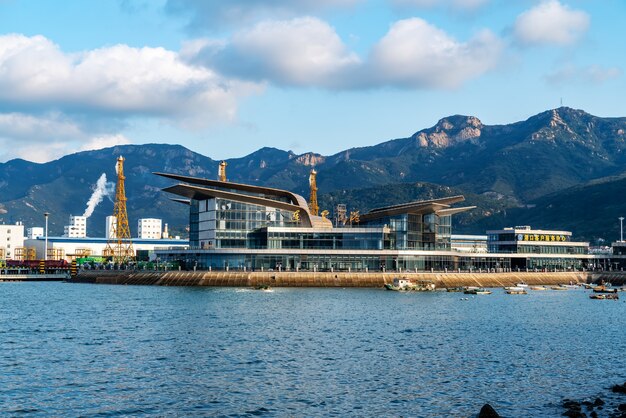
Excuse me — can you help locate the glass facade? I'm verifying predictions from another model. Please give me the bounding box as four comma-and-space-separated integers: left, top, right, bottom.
190, 197, 454, 253
159, 251, 513, 273
360, 213, 451, 250
191, 198, 300, 249
262, 228, 386, 250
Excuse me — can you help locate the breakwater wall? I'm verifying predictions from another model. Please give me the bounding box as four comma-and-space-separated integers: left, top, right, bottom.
71, 270, 601, 288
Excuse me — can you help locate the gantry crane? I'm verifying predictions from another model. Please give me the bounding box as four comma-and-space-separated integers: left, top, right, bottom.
308, 169, 319, 216
103, 156, 134, 264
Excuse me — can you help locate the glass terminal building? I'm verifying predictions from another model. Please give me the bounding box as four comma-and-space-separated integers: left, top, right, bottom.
154, 172, 596, 272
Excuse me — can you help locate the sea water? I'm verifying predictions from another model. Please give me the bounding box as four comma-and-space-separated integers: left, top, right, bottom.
0, 282, 624, 416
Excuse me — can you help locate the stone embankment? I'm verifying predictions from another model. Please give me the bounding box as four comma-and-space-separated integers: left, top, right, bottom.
71, 270, 605, 288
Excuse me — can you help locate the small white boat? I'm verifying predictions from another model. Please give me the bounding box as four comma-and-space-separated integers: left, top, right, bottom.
551, 285, 568, 290
506, 286, 527, 294
529, 286, 547, 291
384, 278, 436, 292
464, 287, 491, 295
516, 282, 529, 288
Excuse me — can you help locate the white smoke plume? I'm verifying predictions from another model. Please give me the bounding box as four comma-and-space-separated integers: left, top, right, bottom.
83, 173, 115, 218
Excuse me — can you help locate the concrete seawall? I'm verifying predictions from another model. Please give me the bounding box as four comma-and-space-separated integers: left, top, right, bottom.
71, 270, 608, 288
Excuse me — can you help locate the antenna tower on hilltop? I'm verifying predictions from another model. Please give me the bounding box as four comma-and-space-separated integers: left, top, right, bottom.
104, 156, 134, 263
308, 169, 319, 216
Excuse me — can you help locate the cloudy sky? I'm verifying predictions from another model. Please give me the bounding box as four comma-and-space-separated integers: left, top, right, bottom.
0, 0, 623, 162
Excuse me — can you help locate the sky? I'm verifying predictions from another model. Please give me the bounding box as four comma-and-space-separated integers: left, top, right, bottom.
0, 0, 623, 163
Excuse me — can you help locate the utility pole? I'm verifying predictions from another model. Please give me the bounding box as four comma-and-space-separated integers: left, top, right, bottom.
44, 212, 49, 261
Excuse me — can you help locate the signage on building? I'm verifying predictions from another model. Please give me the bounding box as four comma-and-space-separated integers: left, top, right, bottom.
517, 234, 567, 242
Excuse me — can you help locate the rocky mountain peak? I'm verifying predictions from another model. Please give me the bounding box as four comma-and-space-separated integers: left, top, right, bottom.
412, 115, 483, 148
529, 107, 581, 142
295, 153, 325, 166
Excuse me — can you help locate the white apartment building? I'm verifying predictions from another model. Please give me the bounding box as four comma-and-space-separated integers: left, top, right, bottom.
63, 215, 87, 238
0, 222, 25, 259
138, 218, 162, 239
27, 227, 44, 239
106, 216, 117, 239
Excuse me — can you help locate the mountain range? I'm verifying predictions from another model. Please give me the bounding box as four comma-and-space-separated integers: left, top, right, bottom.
2, 107, 625, 242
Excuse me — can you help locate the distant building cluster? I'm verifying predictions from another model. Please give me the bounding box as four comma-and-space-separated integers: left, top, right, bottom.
0, 215, 186, 263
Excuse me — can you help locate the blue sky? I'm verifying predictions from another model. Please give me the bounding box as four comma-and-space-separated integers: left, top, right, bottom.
0, 0, 623, 162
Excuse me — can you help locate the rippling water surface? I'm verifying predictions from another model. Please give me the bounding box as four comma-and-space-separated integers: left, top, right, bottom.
0, 282, 624, 416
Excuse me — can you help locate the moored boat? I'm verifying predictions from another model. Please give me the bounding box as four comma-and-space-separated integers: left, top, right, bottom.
505, 286, 527, 295
464, 287, 491, 295
529, 286, 547, 291
590, 293, 619, 300
593, 285, 618, 294
551, 285, 568, 290
385, 278, 436, 292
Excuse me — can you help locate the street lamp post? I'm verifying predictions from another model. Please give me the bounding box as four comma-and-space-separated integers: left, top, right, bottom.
44, 212, 49, 261
620, 217, 624, 242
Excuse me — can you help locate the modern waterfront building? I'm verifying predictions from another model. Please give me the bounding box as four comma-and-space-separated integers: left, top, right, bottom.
152, 171, 605, 272
487, 226, 589, 270
138, 218, 163, 239
153, 172, 479, 271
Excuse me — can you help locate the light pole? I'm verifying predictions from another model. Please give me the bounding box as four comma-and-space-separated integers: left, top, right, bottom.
620, 217, 624, 242
44, 212, 49, 261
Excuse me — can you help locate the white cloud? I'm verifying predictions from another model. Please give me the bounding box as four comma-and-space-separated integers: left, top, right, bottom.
0, 112, 82, 141
0, 112, 134, 162
193, 17, 502, 90
514, 0, 590, 46
391, 0, 490, 12
545, 64, 622, 85
368, 18, 503, 88
209, 17, 361, 88
79, 134, 132, 152
4, 142, 71, 163
0, 34, 262, 124
165, 0, 361, 31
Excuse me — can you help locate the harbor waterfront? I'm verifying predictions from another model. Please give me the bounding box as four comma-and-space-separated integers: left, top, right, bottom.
1, 281, 624, 417
70, 270, 626, 287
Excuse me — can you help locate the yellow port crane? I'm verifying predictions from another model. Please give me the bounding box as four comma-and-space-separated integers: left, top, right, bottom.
218, 161, 227, 182
308, 169, 319, 216
103, 156, 134, 264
